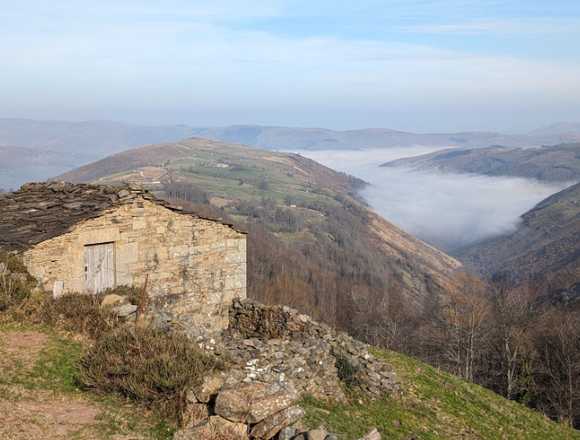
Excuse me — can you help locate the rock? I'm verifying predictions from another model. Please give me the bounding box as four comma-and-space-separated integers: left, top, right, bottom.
100, 294, 127, 308
247, 382, 299, 423
111, 303, 137, 318
250, 406, 305, 440
214, 382, 268, 422
174, 415, 248, 440
358, 428, 381, 440
189, 373, 225, 403
277, 426, 297, 440
306, 428, 328, 440
226, 299, 399, 401
325, 435, 338, 440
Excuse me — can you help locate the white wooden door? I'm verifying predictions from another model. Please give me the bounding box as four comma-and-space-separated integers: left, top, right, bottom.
84, 242, 115, 293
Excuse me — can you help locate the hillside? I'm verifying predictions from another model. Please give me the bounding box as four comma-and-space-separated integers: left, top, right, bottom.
1, 324, 577, 440
57, 137, 462, 332
382, 143, 580, 182
457, 182, 580, 291
304, 347, 580, 439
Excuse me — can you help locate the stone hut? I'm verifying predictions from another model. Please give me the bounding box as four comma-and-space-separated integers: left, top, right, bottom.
0, 182, 247, 332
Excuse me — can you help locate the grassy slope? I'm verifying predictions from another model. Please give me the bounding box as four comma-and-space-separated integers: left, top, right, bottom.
2, 324, 575, 440
303, 348, 579, 440
0, 324, 173, 440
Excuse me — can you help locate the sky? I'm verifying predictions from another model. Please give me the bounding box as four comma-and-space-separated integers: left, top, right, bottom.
2, 0, 580, 132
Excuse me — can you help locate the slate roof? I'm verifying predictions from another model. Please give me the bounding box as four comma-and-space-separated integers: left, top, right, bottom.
0, 182, 242, 252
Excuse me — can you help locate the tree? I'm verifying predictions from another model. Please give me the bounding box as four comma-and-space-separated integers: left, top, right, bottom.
435, 273, 491, 381
533, 307, 580, 427
489, 283, 536, 400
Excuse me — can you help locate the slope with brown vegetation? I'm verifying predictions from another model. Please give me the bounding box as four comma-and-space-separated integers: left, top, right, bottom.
457, 181, 580, 293
57, 137, 463, 334
2, 257, 579, 439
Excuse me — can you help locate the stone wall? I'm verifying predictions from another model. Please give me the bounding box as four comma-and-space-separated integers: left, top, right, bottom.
22, 197, 247, 333
194, 299, 399, 400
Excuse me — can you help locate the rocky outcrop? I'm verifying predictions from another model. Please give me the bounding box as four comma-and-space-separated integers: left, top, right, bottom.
172, 299, 396, 439
222, 299, 399, 399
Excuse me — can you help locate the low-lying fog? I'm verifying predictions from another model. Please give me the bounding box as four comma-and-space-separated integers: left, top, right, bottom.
291, 147, 568, 252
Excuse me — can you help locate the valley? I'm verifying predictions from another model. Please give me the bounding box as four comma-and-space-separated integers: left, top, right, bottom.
57, 137, 463, 334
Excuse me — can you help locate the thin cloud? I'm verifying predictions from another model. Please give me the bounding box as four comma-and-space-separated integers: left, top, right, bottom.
401, 18, 580, 35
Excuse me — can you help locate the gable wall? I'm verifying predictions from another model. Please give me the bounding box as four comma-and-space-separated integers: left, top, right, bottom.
22, 197, 246, 333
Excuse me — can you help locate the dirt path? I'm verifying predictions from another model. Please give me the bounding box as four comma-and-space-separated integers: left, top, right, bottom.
0, 329, 147, 440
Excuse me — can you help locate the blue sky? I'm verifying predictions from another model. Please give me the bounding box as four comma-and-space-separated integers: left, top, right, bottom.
2, 0, 580, 131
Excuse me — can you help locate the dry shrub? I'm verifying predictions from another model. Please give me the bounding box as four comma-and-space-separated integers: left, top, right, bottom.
40, 294, 121, 339
0, 252, 36, 312
78, 326, 221, 423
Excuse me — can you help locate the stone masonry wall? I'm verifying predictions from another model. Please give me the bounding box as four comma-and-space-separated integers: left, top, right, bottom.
199, 299, 400, 400
22, 197, 246, 332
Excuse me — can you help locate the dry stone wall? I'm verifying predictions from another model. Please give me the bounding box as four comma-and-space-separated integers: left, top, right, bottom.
191, 299, 399, 401
173, 299, 396, 439
22, 197, 246, 333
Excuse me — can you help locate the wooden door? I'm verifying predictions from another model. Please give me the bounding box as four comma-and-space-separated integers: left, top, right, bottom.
84, 242, 115, 293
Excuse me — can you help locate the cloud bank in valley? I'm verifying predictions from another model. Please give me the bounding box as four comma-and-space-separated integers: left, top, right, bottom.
292, 148, 568, 251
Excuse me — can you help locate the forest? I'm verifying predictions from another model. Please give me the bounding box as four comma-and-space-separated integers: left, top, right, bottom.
165, 182, 580, 428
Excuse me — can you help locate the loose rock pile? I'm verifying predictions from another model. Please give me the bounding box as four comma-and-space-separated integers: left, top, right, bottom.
176, 379, 305, 439
105, 295, 396, 439
223, 299, 399, 398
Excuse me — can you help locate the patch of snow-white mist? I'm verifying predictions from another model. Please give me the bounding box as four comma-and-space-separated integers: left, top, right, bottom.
290, 147, 568, 252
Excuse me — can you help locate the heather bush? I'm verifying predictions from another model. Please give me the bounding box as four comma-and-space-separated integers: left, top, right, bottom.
78, 326, 222, 423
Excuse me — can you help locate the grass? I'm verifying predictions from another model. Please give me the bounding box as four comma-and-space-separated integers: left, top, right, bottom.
302, 348, 580, 440
0, 323, 176, 439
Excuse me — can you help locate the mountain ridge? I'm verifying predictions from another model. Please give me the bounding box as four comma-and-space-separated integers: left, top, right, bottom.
457, 181, 580, 290
56, 136, 464, 331
382, 143, 580, 182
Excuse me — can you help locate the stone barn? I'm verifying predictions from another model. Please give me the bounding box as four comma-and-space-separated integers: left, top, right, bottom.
0, 182, 246, 332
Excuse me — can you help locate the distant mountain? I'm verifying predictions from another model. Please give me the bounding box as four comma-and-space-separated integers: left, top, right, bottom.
57, 137, 464, 331
3, 117, 580, 187
382, 143, 580, 182
457, 182, 580, 291
0, 145, 88, 190
529, 122, 580, 142
3, 118, 580, 158
189, 125, 545, 150
0, 118, 194, 159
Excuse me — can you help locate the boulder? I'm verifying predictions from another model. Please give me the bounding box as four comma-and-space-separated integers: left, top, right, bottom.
277, 426, 297, 440
100, 294, 127, 308
306, 428, 328, 440
247, 382, 299, 423
174, 415, 248, 440
214, 382, 268, 422
250, 406, 305, 440
111, 303, 137, 318
358, 428, 381, 440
